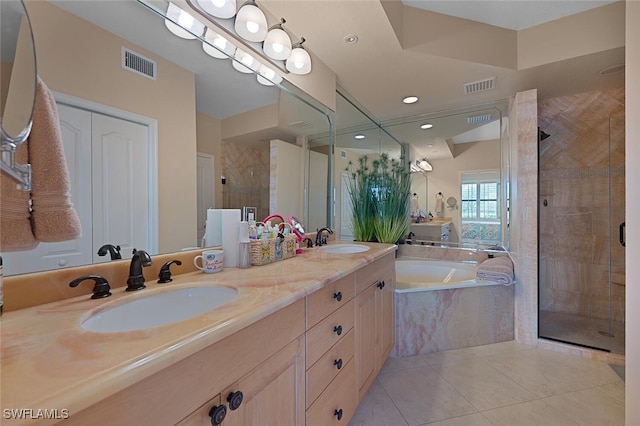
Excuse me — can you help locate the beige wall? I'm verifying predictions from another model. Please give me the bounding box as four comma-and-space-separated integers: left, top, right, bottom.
26, 1, 198, 253
426, 140, 501, 240
196, 112, 223, 209
270, 140, 303, 219
626, 1, 640, 423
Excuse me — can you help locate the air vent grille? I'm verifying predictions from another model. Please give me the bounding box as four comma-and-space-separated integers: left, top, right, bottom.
467, 114, 492, 124
122, 47, 156, 80
464, 77, 495, 94
340, 150, 347, 159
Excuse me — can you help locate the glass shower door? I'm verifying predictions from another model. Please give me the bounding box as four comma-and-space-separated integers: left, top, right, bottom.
538, 115, 625, 354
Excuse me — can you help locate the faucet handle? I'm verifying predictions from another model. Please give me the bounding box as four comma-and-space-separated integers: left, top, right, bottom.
69, 275, 112, 299
158, 260, 182, 284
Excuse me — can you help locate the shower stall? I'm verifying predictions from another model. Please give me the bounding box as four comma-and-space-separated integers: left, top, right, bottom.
538, 90, 625, 354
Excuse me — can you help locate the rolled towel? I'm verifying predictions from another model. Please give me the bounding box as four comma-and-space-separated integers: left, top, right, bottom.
29, 76, 82, 242
0, 141, 38, 251
476, 256, 514, 285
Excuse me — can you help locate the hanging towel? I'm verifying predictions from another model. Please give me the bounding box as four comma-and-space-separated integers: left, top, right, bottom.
29, 76, 82, 242
476, 256, 514, 285
0, 141, 38, 251
435, 192, 444, 214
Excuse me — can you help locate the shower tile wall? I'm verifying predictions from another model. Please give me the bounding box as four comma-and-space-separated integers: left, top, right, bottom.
538, 89, 625, 324
222, 141, 270, 220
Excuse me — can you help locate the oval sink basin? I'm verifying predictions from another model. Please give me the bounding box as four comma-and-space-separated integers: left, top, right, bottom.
81, 286, 238, 333
320, 244, 370, 254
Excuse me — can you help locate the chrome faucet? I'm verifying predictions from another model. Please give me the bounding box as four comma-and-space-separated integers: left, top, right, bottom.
315, 227, 333, 247
126, 249, 152, 291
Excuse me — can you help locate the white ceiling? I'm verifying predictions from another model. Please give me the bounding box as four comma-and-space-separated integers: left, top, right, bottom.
402, 0, 618, 30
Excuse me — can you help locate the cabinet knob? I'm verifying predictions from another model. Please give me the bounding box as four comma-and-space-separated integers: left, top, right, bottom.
333, 291, 342, 302
333, 325, 343, 336
377, 280, 385, 289
227, 390, 243, 411
334, 408, 343, 421
208, 404, 227, 425
333, 358, 343, 370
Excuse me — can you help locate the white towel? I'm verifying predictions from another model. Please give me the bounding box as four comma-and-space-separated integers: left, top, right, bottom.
476, 256, 514, 285
435, 193, 444, 214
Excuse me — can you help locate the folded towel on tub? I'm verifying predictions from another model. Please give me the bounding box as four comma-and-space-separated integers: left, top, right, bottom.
476, 256, 514, 285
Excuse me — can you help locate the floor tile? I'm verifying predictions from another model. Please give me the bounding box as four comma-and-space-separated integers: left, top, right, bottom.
542, 387, 625, 426
482, 399, 581, 426
382, 354, 429, 372
348, 380, 408, 426
465, 341, 533, 357
421, 347, 479, 366
482, 348, 620, 398
424, 413, 494, 426
377, 366, 477, 425
429, 356, 536, 411
597, 381, 625, 403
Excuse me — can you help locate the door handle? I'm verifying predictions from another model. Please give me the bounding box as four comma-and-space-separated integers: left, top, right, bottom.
620, 222, 626, 247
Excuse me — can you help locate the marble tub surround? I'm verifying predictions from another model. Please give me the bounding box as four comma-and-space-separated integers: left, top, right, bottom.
396, 243, 495, 263
1, 242, 396, 423
393, 284, 514, 357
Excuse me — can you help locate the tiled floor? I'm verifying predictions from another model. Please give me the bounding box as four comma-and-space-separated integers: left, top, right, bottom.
349, 341, 625, 426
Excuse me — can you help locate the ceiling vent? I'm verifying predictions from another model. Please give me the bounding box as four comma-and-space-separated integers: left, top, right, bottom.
467, 114, 492, 124
464, 77, 495, 94
122, 47, 156, 80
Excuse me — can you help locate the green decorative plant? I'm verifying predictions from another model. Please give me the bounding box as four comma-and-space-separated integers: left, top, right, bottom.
345, 153, 411, 243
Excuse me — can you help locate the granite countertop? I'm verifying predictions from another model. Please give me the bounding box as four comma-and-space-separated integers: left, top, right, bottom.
1, 242, 396, 425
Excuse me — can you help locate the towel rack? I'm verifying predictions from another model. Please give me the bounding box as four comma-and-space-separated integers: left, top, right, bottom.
1, 140, 32, 191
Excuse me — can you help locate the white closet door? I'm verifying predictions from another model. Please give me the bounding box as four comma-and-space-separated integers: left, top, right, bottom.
2, 104, 93, 275
91, 113, 150, 261
196, 153, 215, 247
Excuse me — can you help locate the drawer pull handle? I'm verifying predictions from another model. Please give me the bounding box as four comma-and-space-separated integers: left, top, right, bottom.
333, 325, 343, 336
377, 280, 385, 289
333, 291, 343, 302
333, 358, 343, 370
227, 390, 243, 411
334, 408, 343, 421
208, 404, 227, 425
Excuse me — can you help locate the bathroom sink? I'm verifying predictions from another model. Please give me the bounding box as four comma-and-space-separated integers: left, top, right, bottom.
81, 286, 238, 333
320, 244, 370, 254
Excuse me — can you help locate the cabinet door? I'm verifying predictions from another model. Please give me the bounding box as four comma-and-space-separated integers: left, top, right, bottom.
355, 283, 377, 399
177, 395, 223, 426
378, 273, 395, 367
223, 336, 305, 426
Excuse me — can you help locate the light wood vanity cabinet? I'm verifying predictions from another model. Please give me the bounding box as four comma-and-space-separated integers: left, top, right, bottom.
355, 252, 395, 399
305, 273, 357, 425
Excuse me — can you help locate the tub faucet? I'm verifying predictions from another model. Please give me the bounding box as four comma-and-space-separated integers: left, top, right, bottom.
126, 249, 152, 291
315, 227, 333, 247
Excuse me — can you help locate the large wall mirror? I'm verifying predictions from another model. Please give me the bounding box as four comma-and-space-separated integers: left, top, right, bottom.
380, 100, 510, 249
2, 0, 332, 276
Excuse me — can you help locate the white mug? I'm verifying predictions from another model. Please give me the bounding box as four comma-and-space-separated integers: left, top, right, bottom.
194, 249, 224, 273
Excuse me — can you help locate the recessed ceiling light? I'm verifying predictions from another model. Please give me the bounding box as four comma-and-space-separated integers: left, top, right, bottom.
344, 34, 359, 44
354, 134, 365, 140
420, 123, 433, 129
402, 96, 418, 104
428, 144, 434, 148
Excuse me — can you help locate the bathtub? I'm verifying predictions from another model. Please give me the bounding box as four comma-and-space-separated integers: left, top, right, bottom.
392, 258, 514, 357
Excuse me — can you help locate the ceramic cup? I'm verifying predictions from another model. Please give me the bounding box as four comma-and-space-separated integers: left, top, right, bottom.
194, 249, 224, 273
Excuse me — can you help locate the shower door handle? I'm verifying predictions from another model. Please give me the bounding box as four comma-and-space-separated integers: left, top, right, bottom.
619, 222, 625, 247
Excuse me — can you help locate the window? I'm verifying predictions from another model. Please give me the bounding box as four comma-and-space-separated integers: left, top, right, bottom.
460, 171, 500, 222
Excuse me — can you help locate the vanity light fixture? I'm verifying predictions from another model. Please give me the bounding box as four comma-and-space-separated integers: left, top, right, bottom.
232, 48, 259, 73
354, 134, 365, 140
195, 0, 236, 19
286, 37, 312, 75
402, 96, 419, 104
165, 2, 205, 39
202, 28, 235, 59
234, 0, 268, 42
420, 123, 433, 129
257, 64, 283, 86
263, 18, 292, 60
416, 158, 432, 171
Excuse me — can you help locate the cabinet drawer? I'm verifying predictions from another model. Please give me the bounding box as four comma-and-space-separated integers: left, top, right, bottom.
306, 329, 355, 408
306, 359, 356, 426
356, 252, 395, 293
306, 299, 355, 366
307, 273, 355, 328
